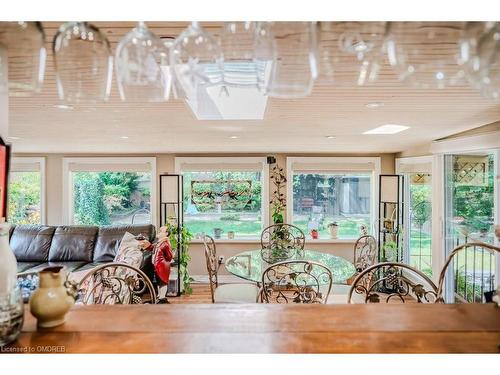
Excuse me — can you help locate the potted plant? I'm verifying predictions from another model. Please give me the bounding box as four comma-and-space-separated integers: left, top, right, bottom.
269, 165, 286, 224
327, 222, 339, 239
382, 240, 398, 262
164, 222, 194, 295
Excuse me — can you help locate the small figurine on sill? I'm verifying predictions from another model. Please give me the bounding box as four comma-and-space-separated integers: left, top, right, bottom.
152, 226, 174, 303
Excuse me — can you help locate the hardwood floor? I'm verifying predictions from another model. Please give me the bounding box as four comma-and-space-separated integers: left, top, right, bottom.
167, 283, 419, 304
168, 283, 214, 304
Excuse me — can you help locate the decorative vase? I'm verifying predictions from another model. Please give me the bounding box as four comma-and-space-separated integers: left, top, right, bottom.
328, 224, 339, 239
0, 221, 24, 346
310, 229, 319, 239
29, 266, 76, 328
213, 228, 223, 239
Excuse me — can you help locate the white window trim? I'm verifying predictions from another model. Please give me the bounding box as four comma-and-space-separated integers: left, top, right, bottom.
10, 157, 46, 225
396, 155, 442, 283
286, 156, 381, 239
175, 156, 270, 237
430, 130, 500, 154
62, 157, 157, 226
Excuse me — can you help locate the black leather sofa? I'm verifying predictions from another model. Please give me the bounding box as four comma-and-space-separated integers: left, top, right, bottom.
9, 224, 156, 279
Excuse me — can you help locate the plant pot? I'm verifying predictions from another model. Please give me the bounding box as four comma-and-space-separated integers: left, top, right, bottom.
328, 225, 339, 239
213, 228, 223, 239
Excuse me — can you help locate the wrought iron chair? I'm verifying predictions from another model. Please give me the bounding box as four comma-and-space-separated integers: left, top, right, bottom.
437, 242, 500, 303
78, 263, 157, 304
353, 235, 378, 272
260, 260, 333, 304
260, 224, 306, 263
347, 262, 438, 304
203, 235, 259, 303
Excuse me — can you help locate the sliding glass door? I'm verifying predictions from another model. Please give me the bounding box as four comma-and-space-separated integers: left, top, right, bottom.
397, 157, 433, 277
444, 151, 497, 302
406, 173, 432, 277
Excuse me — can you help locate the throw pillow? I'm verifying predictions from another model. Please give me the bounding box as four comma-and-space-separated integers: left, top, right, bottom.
114, 232, 143, 269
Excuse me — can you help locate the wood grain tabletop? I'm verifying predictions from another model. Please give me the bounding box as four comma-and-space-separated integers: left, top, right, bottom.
4, 303, 500, 353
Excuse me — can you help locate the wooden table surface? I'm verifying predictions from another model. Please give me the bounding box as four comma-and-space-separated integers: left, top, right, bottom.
5, 303, 500, 353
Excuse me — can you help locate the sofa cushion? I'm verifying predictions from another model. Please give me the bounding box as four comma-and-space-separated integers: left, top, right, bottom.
22, 261, 89, 273
17, 262, 44, 273
10, 225, 56, 262
48, 226, 98, 262
93, 224, 156, 262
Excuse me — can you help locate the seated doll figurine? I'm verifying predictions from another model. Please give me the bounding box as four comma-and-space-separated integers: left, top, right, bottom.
152, 226, 174, 299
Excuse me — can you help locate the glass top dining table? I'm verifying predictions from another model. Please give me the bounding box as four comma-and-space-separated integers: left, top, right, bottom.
225, 249, 356, 284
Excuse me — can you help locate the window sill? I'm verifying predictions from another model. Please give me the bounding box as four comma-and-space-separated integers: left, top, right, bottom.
190, 238, 357, 244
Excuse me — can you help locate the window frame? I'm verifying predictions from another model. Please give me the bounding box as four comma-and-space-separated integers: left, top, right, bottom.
9, 156, 46, 225
62, 157, 157, 226
174, 156, 270, 240
396, 155, 434, 277
286, 156, 381, 243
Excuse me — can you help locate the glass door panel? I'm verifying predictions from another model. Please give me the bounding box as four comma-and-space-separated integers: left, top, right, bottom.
407, 173, 432, 277
444, 151, 496, 302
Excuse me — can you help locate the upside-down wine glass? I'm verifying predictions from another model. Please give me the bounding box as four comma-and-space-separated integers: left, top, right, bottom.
386, 22, 468, 89
169, 22, 223, 101
0, 22, 46, 96
115, 22, 171, 102
219, 21, 274, 92
266, 22, 318, 98
316, 22, 387, 86
460, 22, 500, 100
53, 22, 113, 103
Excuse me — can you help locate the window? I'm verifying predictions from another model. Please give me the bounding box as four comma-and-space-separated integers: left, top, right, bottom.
397, 157, 433, 277
8, 157, 45, 224
63, 158, 156, 226
444, 151, 497, 302
287, 157, 380, 240
175, 157, 269, 239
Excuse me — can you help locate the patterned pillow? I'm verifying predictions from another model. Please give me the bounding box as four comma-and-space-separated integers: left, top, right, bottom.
114, 232, 143, 269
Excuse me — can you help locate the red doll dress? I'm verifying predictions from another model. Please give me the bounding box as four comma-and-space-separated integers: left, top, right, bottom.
152, 237, 174, 284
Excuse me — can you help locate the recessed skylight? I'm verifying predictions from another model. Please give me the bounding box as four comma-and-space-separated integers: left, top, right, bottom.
229, 135, 239, 139
120, 136, 129, 139
365, 102, 384, 109
53, 104, 73, 110
363, 124, 410, 134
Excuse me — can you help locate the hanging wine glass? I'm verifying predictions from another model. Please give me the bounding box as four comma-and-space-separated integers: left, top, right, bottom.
253, 22, 276, 92
386, 22, 468, 89
219, 21, 274, 91
460, 22, 500, 100
115, 22, 171, 102
0, 22, 46, 96
316, 22, 386, 86
169, 22, 223, 100
266, 22, 318, 98
53, 22, 113, 103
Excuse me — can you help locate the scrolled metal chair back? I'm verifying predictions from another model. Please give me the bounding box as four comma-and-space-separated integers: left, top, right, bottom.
437, 242, 500, 303
260, 260, 332, 304
353, 235, 377, 272
203, 235, 218, 303
78, 263, 157, 304
260, 224, 306, 263
348, 262, 438, 304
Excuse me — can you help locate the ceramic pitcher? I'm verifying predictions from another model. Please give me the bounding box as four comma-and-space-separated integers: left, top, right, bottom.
29, 266, 77, 328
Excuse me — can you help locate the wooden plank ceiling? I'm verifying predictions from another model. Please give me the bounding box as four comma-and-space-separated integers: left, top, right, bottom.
6, 21, 500, 154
